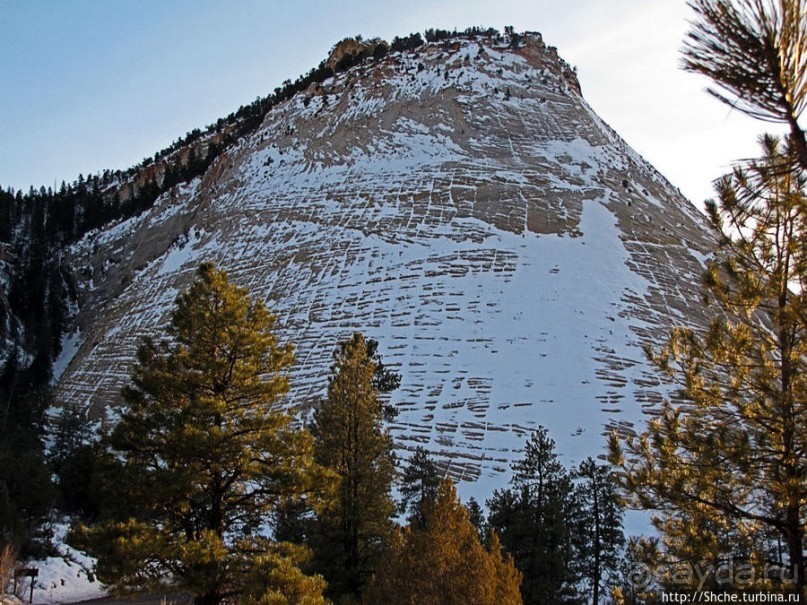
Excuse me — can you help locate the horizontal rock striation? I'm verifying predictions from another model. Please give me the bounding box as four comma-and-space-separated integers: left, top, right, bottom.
55, 34, 716, 495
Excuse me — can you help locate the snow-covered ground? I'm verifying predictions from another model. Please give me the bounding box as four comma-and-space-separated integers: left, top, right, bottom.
21, 524, 106, 605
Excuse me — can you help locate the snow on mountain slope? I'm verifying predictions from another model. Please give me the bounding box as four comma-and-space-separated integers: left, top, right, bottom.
55, 34, 716, 498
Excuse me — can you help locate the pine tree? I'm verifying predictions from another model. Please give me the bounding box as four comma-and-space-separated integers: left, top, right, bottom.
466, 497, 488, 544
681, 0, 807, 170
0, 352, 55, 555
611, 536, 661, 605
80, 263, 320, 605
48, 405, 103, 519
609, 2, 807, 593
571, 458, 625, 605
398, 446, 441, 529
310, 332, 396, 603
642, 498, 774, 592
609, 135, 807, 593
366, 478, 522, 605
487, 427, 579, 604
240, 543, 327, 605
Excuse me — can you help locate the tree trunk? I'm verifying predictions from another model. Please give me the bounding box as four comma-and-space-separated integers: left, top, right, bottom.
785, 508, 804, 595
592, 482, 600, 605
787, 115, 807, 173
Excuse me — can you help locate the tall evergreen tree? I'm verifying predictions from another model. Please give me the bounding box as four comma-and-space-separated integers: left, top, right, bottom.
398, 446, 442, 529
571, 458, 625, 605
609, 135, 807, 593
78, 263, 320, 605
310, 332, 396, 604
48, 406, 103, 520
0, 352, 55, 555
608, 2, 807, 595
466, 497, 488, 544
487, 427, 579, 604
366, 479, 522, 605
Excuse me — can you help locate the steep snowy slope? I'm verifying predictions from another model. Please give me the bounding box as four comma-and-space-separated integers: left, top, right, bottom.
55, 34, 716, 496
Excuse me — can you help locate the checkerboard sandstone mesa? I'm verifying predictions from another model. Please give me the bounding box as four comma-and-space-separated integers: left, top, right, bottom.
54, 31, 717, 497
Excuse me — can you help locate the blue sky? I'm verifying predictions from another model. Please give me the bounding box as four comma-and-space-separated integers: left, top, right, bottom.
0, 1, 776, 206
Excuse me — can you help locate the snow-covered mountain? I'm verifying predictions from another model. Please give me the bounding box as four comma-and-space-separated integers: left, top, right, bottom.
54, 32, 716, 498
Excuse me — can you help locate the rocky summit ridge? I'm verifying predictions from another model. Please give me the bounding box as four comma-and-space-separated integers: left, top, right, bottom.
54, 32, 716, 496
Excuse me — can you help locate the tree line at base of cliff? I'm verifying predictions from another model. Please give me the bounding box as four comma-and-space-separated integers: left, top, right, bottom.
7, 262, 624, 605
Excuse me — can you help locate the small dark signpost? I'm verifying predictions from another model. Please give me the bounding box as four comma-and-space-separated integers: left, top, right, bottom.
13, 567, 38, 604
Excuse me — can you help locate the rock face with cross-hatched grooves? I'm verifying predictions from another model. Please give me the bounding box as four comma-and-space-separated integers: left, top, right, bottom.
54, 33, 716, 498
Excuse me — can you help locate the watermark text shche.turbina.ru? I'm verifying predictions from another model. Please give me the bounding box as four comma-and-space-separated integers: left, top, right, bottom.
661, 592, 801, 603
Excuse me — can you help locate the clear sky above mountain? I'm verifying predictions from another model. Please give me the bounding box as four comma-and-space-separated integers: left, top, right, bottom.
0, 0, 782, 207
